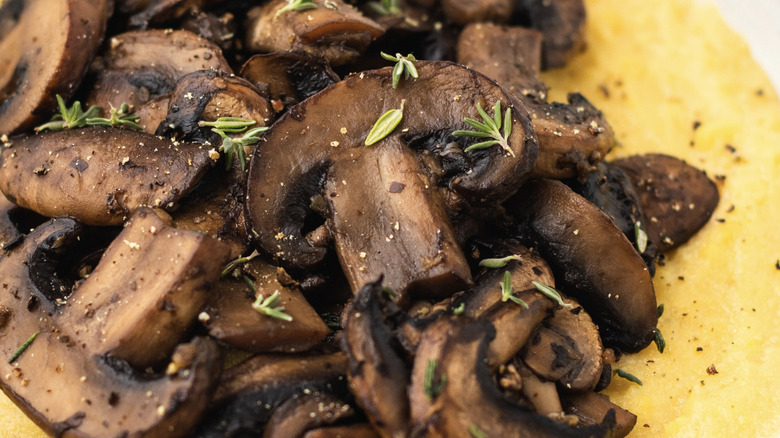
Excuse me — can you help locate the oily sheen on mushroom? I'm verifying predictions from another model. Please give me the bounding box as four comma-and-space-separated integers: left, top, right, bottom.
246, 61, 538, 301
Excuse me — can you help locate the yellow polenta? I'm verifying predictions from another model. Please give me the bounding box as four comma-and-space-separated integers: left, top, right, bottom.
1, 0, 779, 436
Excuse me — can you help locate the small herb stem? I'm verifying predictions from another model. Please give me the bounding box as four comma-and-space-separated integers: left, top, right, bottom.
9, 331, 40, 364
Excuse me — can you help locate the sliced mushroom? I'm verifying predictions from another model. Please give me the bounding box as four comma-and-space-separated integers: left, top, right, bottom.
245, 0, 385, 66
0, 0, 108, 134
240, 51, 341, 109
181, 9, 237, 51
128, 0, 204, 29
561, 391, 637, 438
408, 317, 616, 437
341, 279, 411, 438
482, 289, 553, 367
441, 0, 513, 26
0, 192, 23, 254
0, 127, 215, 226
516, 0, 587, 70
515, 361, 565, 416
246, 61, 537, 279
264, 392, 356, 438
506, 179, 657, 352
522, 300, 603, 391
612, 153, 719, 252
201, 258, 330, 353
325, 137, 471, 301
303, 424, 381, 438
87, 29, 231, 110
197, 352, 348, 438
0, 216, 222, 437
61, 207, 231, 368
135, 94, 172, 134
156, 69, 274, 143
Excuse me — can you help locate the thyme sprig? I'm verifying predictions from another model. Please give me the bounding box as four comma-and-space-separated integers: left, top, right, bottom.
35, 95, 142, 132
86, 103, 142, 130
532, 281, 573, 308
221, 250, 261, 277
275, 0, 317, 18
452, 100, 514, 157
423, 359, 447, 401
381, 52, 418, 89
365, 100, 404, 145
501, 271, 528, 308
368, 0, 401, 15
478, 254, 521, 269
198, 117, 268, 171
251, 289, 294, 322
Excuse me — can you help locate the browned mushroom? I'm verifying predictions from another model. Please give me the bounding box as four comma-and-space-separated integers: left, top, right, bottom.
86, 29, 231, 110
0, 216, 223, 437
0, 127, 216, 226
201, 258, 331, 353
303, 424, 381, 438
561, 391, 637, 438
245, 0, 385, 66
341, 279, 411, 438
408, 316, 616, 437
441, 0, 513, 26
506, 179, 657, 352
0, 0, 108, 134
516, 0, 587, 69
246, 61, 537, 301
127, 0, 204, 29
264, 392, 356, 438
612, 153, 719, 252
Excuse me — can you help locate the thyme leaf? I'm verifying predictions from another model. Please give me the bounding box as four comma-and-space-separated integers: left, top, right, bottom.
365, 100, 404, 146
532, 281, 573, 308
452, 302, 465, 315
453, 100, 514, 157
469, 424, 489, 438
654, 328, 666, 353
251, 290, 294, 322
275, 0, 317, 18
9, 331, 40, 364
634, 222, 648, 254
614, 368, 643, 386
199, 117, 268, 171
501, 271, 528, 308
478, 254, 521, 269
35, 95, 102, 132
423, 359, 446, 401
86, 103, 142, 130
381, 52, 418, 88
221, 249, 261, 277
368, 0, 401, 15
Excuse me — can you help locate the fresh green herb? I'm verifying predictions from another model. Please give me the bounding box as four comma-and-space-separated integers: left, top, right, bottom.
469, 424, 489, 438
8, 331, 40, 364
532, 281, 573, 308
657, 303, 665, 318
423, 359, 446, 401
478, 254, 521, 269
501, 271, 528, 308
452, 302, 465, 315
614, 368, 643, 386
86, 103, 142, 130
381, 52, 418, 89
452, 100, 514, 156
382, 285, 398, 300
35, 95, 102, 132
321, 312, 342, 330
251, 290, 294, 321
221, 250, 261, 277
634, 222, 648, 254
275, 0, 317, 18
368, 0, 401, 15
199, 117, 268, 171
654, 328, 666, 353
365, 100, 404, 146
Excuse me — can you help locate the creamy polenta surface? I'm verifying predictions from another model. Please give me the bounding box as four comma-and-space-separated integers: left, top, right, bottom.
2, 0, 779, 436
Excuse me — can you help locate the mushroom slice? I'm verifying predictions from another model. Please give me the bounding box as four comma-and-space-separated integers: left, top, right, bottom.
0, 0, 108, 134
561, 391, 637, 438
135, 94, 172, 134
264, 392, 356, 438
246, 61, 537, 274
156, 70, 273, 143
128, 0, 204, 29
303, 424, 381, 438
0, 127, 214, 226
482, 289, 553, 367
61, 207, 231, 368
506, 179, 657, 352
0, 193, 23, 254
441, 0, 513, 26
612, 153, 719, 253
87, 30, 231, 110
457, 23, 547, 103
326, 138, 471, 300
341, 279, 411, 438
522, 300, 603, 391
240, 51, 341, 108
245, 0, 385, 66
409, 317, 615, 437
0, 217, 222, 438
516, 0, 587, 70
197, 352, 348, 437
201, 259, 330, 353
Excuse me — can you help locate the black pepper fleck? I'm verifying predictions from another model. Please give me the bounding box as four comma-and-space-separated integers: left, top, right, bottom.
696, 347, 703, 351
706, 364, 718, 375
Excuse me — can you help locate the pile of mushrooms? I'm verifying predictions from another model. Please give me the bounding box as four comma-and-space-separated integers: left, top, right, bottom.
0, 0, 719, 437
